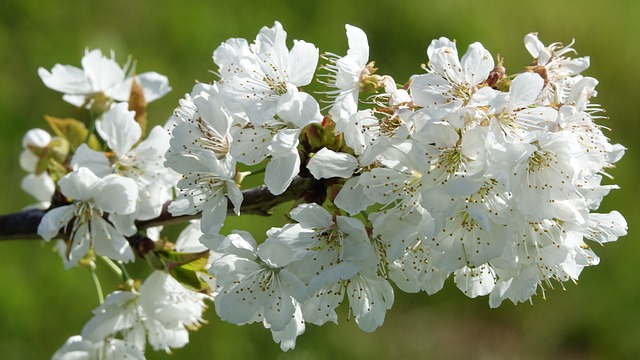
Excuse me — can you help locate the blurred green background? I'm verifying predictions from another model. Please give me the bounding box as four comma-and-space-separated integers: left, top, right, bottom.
0, 0, 638, 359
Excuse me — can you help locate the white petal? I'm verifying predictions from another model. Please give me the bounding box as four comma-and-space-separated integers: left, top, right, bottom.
461, 42, 494, 87
21, 173, 55, 204
37, 206, 74, 241
265, 152, 300, 195
210, 254, 260, 283
145, 319, 189, 351
269, 304, 305, 352
427, 37, 457, 59
139, 271, 207, 325
302, 282, 343, 326
347, 273, 394, 332
524, 33, 543, 58
345, 24, 369, 67
82, 291, 140, 341
230, 125, 272, 165
215, 271, 268, 325
454, 265, 496, 298
213, 37, 253, 77
19, 150, 39, 173
307, 148, 358, 179
263, 272, 304, 331
334, 176, 375, 216
58, 167, 100, 201
81, 49, 125, 94
51, 335, 97, 360
287, 40, 319, 86
71, 144, 111, 177
109, 213, 137, 237
269, 128, 300, 156
289, 203, 333, 229
257, 240, 294, 268
93, 175, 138, 214
91, 218, 135, 262
277, 89, 322, 128
22, 128, 52, 148
199, 194, 228, 234
175, 220, 207, 253
136, 72, 172, 102
96, 103, 141, 156
38, 65, 91, 95
586, 211, 627, 244
509, 72, 544, 108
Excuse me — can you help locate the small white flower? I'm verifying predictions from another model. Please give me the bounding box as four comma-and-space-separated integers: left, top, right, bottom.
38, 49, 171, 107
80, 272, 208, 354
524, 33, 590, 104
37, 167, 138, 267
509, 132, 585, 223
167, 84, 235, 169
215, 21, 319, 125
167, 154, 242, 234
139, 271, 209, 352
410, 38, 495, 109
230, 88, 322, 195
19, 128, 52, 173
321, 24, 371, 125
81, 291, 144, 348
267, 203, 373, 285
52, 335, 145, 360
487, 72, 557, 143
210, 231, 307, 332
19, 129, 57, 207
73, 103, 177, 234
301, 268, 394, 333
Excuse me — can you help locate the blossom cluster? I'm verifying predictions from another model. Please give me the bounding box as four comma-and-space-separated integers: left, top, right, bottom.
53, 270, 209, 359
20, 22, 626, 357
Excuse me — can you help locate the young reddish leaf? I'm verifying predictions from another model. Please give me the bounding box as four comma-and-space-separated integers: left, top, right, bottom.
128, 78, 147, 136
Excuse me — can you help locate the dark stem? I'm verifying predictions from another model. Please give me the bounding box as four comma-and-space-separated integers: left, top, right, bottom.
0, 176, 314, 241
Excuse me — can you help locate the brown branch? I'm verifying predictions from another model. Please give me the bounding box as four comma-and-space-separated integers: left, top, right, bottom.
0, 176, 315, 241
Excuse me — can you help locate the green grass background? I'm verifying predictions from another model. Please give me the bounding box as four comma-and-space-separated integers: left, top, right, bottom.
0, 0, 638, 359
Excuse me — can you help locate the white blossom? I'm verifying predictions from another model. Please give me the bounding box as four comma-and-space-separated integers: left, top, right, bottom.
321, 24, 371, 125
210, 231, 308, 332
524, 32, 590, 104
38, 49, 171, 107
214, 21, 319, 125
52, 335, 145, 360
73, 103, 177, 234
37, 167, 138, 267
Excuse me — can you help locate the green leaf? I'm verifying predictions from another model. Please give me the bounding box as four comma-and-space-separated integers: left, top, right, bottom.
169, 266, 209, 292
158, 250, 210, 292
44, 115, 97, 151
144, 251, 166, 271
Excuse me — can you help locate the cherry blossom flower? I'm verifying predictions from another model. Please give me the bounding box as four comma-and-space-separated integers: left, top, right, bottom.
80, 272, 209, 354
209, 231, 308, 348
38, 49, 171, 107
524, 33, 590, 104
72, 103, 177, 234
214, 21, 319, 125
321, 24, 371, 125
410, 37, 495, 110
52, 335, 144, 360
37, 167, 138, 267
